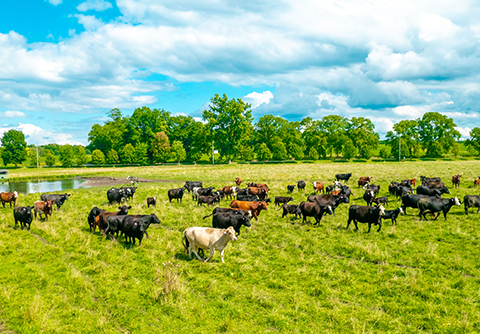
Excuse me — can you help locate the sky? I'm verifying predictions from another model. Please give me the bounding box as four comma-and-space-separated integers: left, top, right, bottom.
1, 0, 480, 145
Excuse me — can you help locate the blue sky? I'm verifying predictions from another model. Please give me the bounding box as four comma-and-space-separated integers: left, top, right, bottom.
1, 0, 480, 145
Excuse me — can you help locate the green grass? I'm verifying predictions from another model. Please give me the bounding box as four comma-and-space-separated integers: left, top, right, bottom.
1, 161, 480, 333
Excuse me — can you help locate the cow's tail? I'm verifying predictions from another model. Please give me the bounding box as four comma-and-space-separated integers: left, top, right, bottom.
202, 212, 214, 219
182, 231, 189, 254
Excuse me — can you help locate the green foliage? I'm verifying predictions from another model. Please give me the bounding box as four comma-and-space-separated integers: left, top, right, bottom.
465, 127, 480, 155
379, 147, 391, 159
105, 149, 119, 164
170, 141, 186, 163
237, 143, 254, 161
342, 140, 355, 159
428, 141, 444, 157
347, 117, 379, 157
307, 147, 318, 160
271, 137, 288, 160
301, 118, 327, 158
151, 132, 171, 163
135, 142, 149, 165
417, 112, 460, 156
58, 144, 75, 167
256, 143, 272, 161
28, 148, 39, 167
289, 143, 304, 160
121, 144, 136, 164
91, 149, 105, 165
74, 146, 88, 166
43, 143, 60, 155
1, 129, 27, 167
451, 142, 460, 158
44, 149, 56, 167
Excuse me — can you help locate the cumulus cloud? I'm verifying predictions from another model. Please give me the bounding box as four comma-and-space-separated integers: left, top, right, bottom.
244, 91, 273, 108
456, 126, 472, 138
2, 111, 26, 118
18, 124, 84, 145
77, 0, 112, 12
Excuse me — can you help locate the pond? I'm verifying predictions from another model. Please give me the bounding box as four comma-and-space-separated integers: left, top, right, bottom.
0, 178, 88, 194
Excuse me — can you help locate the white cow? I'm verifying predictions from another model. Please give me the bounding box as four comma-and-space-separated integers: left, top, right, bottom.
192, 187, 201, 201
183, 226, 237, 263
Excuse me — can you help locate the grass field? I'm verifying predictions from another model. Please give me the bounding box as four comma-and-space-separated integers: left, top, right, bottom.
1, 161, 480, 333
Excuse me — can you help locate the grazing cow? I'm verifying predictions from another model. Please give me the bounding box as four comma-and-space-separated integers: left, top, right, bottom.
184, 181, 203, 193
307, 194, 349, 215
248, 187, 268, 199
212, 212, 251, 235
106, 188, 127, 204
122, 214, 161, 245
401, 194, 432, 214
474, 179, 480, 188
417, 197, 461, 221
287, 185, 295, 193
87, 206, 103, 233
183, 226, 237, 263
339, 185, 353, 199
452, 175, 461, 188
168, 188, 185, 203
95, 205, 131, 234
247, 182, 270, 191
237, 194, 259, 202
372, 196, 389, 207
395, 185, 412, 199
40, 193, 70, 210
464, 195, 480, 214
299, 201, 333, 225
421, 176, 441, 186
335, 173, 352, 183
235, 177, 242, 186
358, 176, 372, 187
197, 187, 216, 197
221, 186, 239, 200
147, 197, 157, 208
346, 205, 386, 232
127, 176, 139, 185
197, 195, 221, 207
363, 184, 381, 194
274, 196, 293, 207
229, 200, 268, 221
1, 191, 18, 208
120, 187, 137, 200
14, 206, 33, 230
363, 189, 376, 206
312, 182, 324, 194
280, 204, 302, 219
381, 207, 403, 226
254, 198, 272, 204
416, 186, 449, 197
203, 207, 251, 219
33, 200, 53, 221
297, 180, 306, 191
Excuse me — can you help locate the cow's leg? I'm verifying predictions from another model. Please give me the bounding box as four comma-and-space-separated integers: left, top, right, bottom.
192, 248, 204, 261
204, 248, 215, 262
367, 223, 371, 233
477, 206, 480, 214
353, 220, 358, 231
145, 231, 149, 239
220, 249, 225, 263
377, 221, 382, 232
346, 219, 351, 229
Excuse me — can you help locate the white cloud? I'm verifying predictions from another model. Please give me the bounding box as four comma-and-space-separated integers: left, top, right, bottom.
456, 126, 471, 138
77, 0, 112, 12
2, 111, 26, 118
46, 0, 62, 5
74, 15, 104, 30
244, 91, 273, 108
18, 124, 84, 146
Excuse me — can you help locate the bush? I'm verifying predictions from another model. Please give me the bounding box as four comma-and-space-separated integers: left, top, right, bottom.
91, 150, 105, 165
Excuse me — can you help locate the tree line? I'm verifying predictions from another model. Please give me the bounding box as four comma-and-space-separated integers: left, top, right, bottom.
1, 93, 479, 167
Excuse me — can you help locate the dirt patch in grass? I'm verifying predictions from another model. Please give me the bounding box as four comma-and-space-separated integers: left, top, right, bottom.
79, 176, 178, 188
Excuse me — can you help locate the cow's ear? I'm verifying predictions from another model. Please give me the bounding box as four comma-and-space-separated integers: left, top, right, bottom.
128, 206, 132, 209
22, 207, 26, 212
223, 230, 227, 234
118, 206, 122, 210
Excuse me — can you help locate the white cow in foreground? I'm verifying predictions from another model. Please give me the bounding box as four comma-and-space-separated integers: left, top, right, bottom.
183, 226, 237, 263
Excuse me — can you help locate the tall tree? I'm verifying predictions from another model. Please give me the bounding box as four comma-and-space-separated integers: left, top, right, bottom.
301, 118, 328, 158
320, 115, 349, 157
87, 108, 127, 154
202, 94, 254, 162
465, 127, 480, 155
44, 149, 56, 167
91, 150, 105, 164
171, 141, 187, 164
346, 117, 379, 157
386, 120, 421, 159
417, 112, 460, 156
1, 129, 27, 167
151, 132, 171, 163
255, 115, 287, 150
59, 144, 75, 167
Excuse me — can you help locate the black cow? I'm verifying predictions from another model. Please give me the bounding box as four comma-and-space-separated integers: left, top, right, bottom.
253, 198, 272, 204
281, 204, 302, 219
184, 181, 203, 193
107, 188, 127, 204
401, 194, 431, 214
339, 185, 353, 199
297, 180, 306, 191
299, 201, 333, 225
274, 196, 293, 207
335, 173, 352, 182
197, 195, 220, 207
40, 193, 70, 209
372, 196, 388, 206
363, 189, 376, 206
464, 195, 480, 214
122, 214, 161, 246
418, 197, 461, 221
307, 194, 349, 215
420, 176, 441, 186
120, 187, 137, 200
197, 187, 216, 197
381, 207, 403, 226
203, 207, 250, 219
346, 205, 386, 232
389, 182, 400, 196
147, 197, 157, 207
87, 206, 103, 233
364, 184, 381, 194
287, 185, 295, 193
14, 206, 33, 230
237, 194, 259, 202
168, 188, 185, 203
416, 186, 449, 197
395, 185, 412, 199
212, 212, 251, 235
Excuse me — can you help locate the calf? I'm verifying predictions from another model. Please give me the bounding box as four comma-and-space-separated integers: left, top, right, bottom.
212, 212, 251, 235
372, 196, 388, 207
346, 205, 386, 232
363, 189, 376, 206
381, 207, 403, 226
119, 186, 137, 200
14, 206, 33, 230
287, 185, 295, 193
474, 179, 480, 188
40, 193, 70, 210
197, 195, 220, 207
363, 183, 381, 194
122, 214, 161, 246
147, 197, 157, 207
168, 188, 185, 203
1, 191, 19, 208
464, 195, 480, 214
297, 180, 306, 191
87, 207, 103, 233
33, 200, 53, 221
452, 175, 461, 188
280, 204, 302, 219
235, 177, 242, 186
312, 182, 324, 194
299, 201, 332, 225
107, 188, 127, 204
274, 196, 293, 207
221, 186, 239, 200
183, 226, 237, 263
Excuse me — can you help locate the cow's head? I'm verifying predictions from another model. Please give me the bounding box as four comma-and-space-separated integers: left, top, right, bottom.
224, 226, 237, 241
242, 215, 251, 227
13, 191, 18, 199
150, 214, 161, 224
377, 205, 385, 216
259, 202, 268, 210
454, 197, 461, 206
118, 205, 132, 215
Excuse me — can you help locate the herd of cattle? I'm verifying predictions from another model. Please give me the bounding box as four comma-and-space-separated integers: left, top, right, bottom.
2, 173, 480, 263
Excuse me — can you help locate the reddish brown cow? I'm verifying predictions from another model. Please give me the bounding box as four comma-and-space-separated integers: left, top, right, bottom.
408, 178, 417, 187
312, 182, 324, 194
247, 182, 270, 191
331, 190, 341, 195
33, 200, 53, 221
229, 200, 268, 221
221, 186, 238, 200
235, 177, 242, 186
452, 175, 461, 188
248, 187, 268, 199
475, 179, 480, 188
1, 191, 18, 208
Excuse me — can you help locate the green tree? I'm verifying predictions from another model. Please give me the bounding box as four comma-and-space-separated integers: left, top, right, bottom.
170, 141, 187, 164
290, 143, 304, 160
44, 149, 56, 167
43, 143, 60, 155
255, 115, 286, 150
271, 137, 288, 160
386, 120, 422, 158
417, 112, 460, 156
307, 147, 319, 160
59, 144, 75, 167
301, 118, 328, 158
1, 129, 27, 167
256, 143, 272, 161
151, 132, 171, 163
346, 117, 379, 157
379, 147, 391, 159
451, 142, 460, 158
121, 144, 136, 164
203, 94, 254, 162
342, 140, 355, 159
135, 143, 149, 165
87, 109, 128, 154
465, 127, 480, 155
321, 115, 349, 157
429, 141, 444, 157
28, 148, 39, 167
106, 149, 119, 164
91, 149, 105, 164
74, 146, 88, 166
237, 144, 254, 161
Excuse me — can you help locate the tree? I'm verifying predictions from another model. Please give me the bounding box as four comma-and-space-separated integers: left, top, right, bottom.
429, 141, 444, 157
121, 144, 136, 164
359, 146, 373, 160
135, 143, 149, 165
346, 117, 379, 157
170, 141, 187, 164
203, 94, 254, 161
59, 144, 75, 167
256, 143, 272, 161
28, 148, 38, 167
151, 132, 171, 163
290, 143, 304, 160
74, 146, 88, 166
1, 129, 27, 167
307, 147, 318, 160
417, 112, 460, 156
271, 137, 288, 160
386, 120, 422, 158
91, 149, 105, 164
237, 144, 254, 161
321, 115, 349, 157
465, 127, 480, 155
106, 149, 119, 164
379, 147, 391, 159
342, 140, 355, 160
451, 142, 460, 158
301, 118, 328, 158
255, 115, 286, 150
44, 149, 56, 167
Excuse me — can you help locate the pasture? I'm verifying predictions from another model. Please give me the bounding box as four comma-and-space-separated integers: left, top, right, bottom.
0, 161, 480, 333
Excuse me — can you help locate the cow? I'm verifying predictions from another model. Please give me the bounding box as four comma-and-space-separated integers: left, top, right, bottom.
40, 193, 70, 210
229, 200, 268, 221
452, 175, 461, 188
339, 185, 353, 199
254, 198, 272, 204
182, 226, 237, 263
147, 197, 157, 208
120, 187, 137, 200
87, 206, 103, 233
404, 178, 417, 187
464, 195, 480, 214
420, 176, 441, 186
401, 194, 432, 214
358, 176, 372, 187
312, 182, 324, 194
1, 191, 18, 208
247, 182, 269, 191
184, 181, 203, 193
107, 188, 127, 204
389, 182, 400, 196
474, 179, 480, 188
203, 207, 251, 219
381, 207, 403, 226
335, 173, 352, 183
14, 206, 33, 230
417, 197, 461, 221
237, 194, 259, 202
197, 187, 215, 197
287, 185, 295, 193
105, 214, 160, 239
168, 188, 185, 203
94, 205, 131, 234
235, 177, 242, 186
297, 180, 306, 191
280, 204, 302, 219
248, 187, 268, 199
428, 181, 446, 188
416, 186, 449, 197
122, 214, 161, 245
372, 196, 389, 207
221, 186, 239, 200
363, 189, 376, 206
395, 185, 412, 199
127, 176, 139, 185
33, 200, 53, 221
363, 183, 381, 194
236, 188, 249, 197
307, 194, 349, 215
299, 201, 333, 225
274, 196, 293, 207
212, 212, 251, 235
326, 185, 334, 193
197, 195, 221, 207
346, 205, 386, 232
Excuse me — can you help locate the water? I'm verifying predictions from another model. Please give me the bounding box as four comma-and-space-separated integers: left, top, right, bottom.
0, 178, 88, 194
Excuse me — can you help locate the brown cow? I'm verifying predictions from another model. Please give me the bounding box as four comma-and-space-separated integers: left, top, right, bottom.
452, 175, 461, 188
229, 200, 268, 221
248, 187, 268, 199
358, 177, 372, 187
1, 191, 18, 208
475, 178, 480, 188
33, 200, 53, 221
408, 178, 417, 187
235, 177, 242, 186
247, 182, 270, 191
312, 182, 324, 194
95, 205, 131, 234
221, 186, 239, 200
